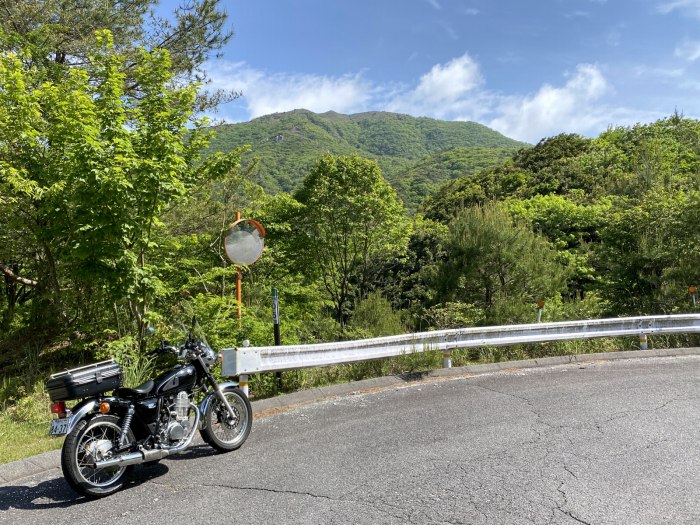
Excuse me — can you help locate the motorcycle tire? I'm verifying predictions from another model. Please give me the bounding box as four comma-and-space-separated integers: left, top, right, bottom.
61, 414, 134, 498
200, 387, 252, 452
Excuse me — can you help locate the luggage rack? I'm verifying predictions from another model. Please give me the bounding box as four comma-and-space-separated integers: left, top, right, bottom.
47, 359, 122, 401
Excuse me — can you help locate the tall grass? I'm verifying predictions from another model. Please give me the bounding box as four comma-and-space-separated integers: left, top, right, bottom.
0, 375, 61, 464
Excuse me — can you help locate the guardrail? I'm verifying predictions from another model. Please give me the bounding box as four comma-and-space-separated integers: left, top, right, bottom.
221, 314, 700, 394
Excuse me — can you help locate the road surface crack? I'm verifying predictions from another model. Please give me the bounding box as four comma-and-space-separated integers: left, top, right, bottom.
203, 482, 337, 501
561, 509, 592, 524
556, 481, 592, 525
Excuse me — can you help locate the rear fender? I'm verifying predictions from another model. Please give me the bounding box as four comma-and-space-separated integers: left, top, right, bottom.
65, 399, 100, 435
65, 397, 127, 435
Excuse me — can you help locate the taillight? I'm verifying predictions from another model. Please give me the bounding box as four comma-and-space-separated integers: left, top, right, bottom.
51, 401, 67, 418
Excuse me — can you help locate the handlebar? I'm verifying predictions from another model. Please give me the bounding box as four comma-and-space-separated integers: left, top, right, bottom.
147, 342, 179, 356
148, 339, 214, 364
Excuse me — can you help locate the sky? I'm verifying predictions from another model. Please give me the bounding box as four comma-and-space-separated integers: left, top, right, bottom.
193, 0, 700, 143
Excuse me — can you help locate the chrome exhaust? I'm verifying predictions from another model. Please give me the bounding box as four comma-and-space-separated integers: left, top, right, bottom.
94, 403, 200, 470
95, 448, 170, 469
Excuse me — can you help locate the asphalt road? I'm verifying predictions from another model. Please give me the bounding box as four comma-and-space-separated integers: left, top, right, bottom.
2, 355, 700, 525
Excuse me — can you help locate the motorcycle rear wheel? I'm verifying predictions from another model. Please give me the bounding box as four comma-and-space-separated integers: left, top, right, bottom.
61, 415, 134, 498
200, 387, 252, 452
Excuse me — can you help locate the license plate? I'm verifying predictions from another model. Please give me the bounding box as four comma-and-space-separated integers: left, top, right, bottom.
49, 417, 70, 436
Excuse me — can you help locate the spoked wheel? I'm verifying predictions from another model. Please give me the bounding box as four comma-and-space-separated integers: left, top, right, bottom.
61, 415, 133, 498
201, 387, 252, 452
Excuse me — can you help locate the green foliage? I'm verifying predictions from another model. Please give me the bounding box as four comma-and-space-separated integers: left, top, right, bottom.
432, 203, 568, 324
348, 293, 406, 338
0, 31, 242, 347
421, 302, 485, 330
0, 0, 232, 103
422, 134, 596, 222
505, 195, 610, 294
391, 146, 516, 209
293, 154, 411, 325
96, 336, 156, 388
597, 189, 700, 314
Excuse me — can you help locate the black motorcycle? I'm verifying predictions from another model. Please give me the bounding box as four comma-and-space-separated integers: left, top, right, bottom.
46, 330, 252, 498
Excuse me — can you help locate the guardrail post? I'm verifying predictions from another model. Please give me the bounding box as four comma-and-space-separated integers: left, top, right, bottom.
239, 339, 250, 397
239, 374, 249, 397
443, 349, 452, 368
639, 334, 648, 350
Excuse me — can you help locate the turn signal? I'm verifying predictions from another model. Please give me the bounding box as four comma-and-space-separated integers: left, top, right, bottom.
99, 402, 110, 414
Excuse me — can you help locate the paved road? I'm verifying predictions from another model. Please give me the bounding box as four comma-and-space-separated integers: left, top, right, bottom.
2, 355, 700, 524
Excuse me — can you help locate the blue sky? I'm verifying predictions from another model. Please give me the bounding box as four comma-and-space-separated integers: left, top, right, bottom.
196, 0, 700, 142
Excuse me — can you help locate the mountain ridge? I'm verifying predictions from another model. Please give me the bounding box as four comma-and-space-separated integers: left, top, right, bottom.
206, 109, 528, 207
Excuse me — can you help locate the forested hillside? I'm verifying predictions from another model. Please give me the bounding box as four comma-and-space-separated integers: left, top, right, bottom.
420, 117, 700, 319
205, 109, 525, 207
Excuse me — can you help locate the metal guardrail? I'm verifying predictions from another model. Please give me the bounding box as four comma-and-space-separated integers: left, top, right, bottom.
221, 314, 700, 390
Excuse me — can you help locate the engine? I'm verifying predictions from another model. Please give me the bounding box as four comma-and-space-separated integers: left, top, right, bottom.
160, 391, 193, 444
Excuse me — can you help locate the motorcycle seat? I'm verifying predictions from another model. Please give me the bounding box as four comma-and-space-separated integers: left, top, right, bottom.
117, 380, 155, 398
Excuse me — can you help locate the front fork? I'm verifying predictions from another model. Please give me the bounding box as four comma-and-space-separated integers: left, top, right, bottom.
215, 387, 239, 423
198, 353, 243, 424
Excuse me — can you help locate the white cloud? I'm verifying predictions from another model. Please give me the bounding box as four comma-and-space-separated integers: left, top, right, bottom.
487, 65, 611, 142
425, 0, 442, 10
386, 53, 483, 118
675, 40, 700, 61
385, 56, 619, 142
657, 0, 700, 18
205, 62, 374, 120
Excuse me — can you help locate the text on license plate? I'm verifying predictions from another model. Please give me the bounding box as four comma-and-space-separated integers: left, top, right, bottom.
49, 417, 70, 436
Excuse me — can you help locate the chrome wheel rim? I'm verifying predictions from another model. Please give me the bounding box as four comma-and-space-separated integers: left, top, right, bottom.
210, 392, 249, 446
75, 420, 126, 487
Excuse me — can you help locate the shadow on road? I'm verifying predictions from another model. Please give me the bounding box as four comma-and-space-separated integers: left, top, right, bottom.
163, 443, 224, 461
398, 371, 432, 382
0, 462, 169, 510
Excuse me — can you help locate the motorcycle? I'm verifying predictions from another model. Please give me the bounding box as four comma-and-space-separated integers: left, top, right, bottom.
46, 327, 252, 498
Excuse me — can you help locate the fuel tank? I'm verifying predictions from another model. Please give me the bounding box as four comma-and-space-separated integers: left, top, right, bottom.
154, 364, 197, 396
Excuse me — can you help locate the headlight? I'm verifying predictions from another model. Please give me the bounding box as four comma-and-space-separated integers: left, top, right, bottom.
200, 344, 216, 367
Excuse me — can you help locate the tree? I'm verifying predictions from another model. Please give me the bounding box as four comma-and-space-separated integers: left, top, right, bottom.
0, 0, 233, 107
432, 203, 567, 324
0, 31, 242, 344
597, 189, 700, 315
506, 194, 610, 297
294, 155, 410, 326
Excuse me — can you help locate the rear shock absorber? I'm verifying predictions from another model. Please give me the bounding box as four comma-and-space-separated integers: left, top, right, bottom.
119, 405, 135, 446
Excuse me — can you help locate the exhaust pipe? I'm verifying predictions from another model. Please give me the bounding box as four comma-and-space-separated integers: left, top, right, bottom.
94, 448, 170, 469
94, 403, 200, 470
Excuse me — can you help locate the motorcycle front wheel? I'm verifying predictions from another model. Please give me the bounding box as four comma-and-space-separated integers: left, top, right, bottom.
200, 387, 252, 452
61, 414, 134, 498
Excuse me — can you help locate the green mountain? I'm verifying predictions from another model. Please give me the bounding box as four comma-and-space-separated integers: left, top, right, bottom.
206, 109, 527, 207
